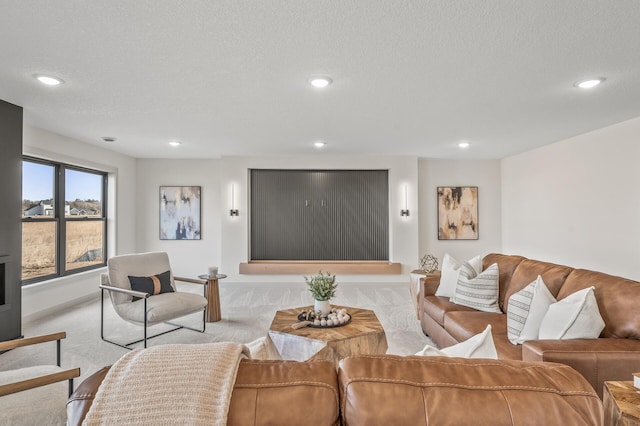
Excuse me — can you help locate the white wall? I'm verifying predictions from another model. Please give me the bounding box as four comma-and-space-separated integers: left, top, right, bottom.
220, 156, 420, 282
502, 117, 640, 280
22, 125, 137, 318
418, 159, 503, 265
135, 159, 221, 278
27, 114, 639, 317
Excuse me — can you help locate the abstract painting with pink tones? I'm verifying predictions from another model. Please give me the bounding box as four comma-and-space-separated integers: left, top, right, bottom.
437, 186, 478, 240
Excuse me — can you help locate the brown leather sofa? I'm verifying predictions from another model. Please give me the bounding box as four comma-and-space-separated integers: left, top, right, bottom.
420, 253, 640, 397
68, 355, 603, 425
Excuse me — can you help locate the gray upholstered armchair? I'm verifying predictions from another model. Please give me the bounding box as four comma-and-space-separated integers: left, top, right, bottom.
100, 251, 208, 349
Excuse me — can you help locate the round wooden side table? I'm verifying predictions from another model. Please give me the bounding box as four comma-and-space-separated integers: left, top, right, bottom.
198, 274, 227, 322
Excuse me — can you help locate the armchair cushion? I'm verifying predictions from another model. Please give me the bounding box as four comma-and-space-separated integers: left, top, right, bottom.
108, 252, 176, 305
128, 270, 174, 301
114, 292, 207, 326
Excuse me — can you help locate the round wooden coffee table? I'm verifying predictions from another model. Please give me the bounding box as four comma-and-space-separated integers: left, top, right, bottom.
267, 305, 388, 368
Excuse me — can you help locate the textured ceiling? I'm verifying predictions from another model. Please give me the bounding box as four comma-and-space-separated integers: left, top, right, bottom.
1, 1, 639, 159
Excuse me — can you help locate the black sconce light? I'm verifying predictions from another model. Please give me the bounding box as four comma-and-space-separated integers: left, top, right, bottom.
230, 184, 239, 217
401, 184, 410, 217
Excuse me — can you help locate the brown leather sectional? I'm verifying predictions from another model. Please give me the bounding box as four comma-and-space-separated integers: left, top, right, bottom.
68, 355, 603, 425
420, 253, 640, 397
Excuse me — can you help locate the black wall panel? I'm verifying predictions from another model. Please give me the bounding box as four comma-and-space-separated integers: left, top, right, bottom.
0, 99, 23, 341
251, 170, 389, 261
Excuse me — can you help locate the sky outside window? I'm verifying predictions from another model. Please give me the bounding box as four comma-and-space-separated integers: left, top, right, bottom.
65, 169, 102, 202
22, 161, 102, 201
22, 161, 54, 201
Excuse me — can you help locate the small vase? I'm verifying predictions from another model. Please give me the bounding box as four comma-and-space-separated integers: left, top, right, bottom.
314, 299, 331, 316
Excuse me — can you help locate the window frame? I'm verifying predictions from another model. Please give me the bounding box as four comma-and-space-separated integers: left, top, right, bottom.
21, 156, 108, 285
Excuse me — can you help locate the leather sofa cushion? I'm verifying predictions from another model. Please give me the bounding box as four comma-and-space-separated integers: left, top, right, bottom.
338, 355, 602, 426
441, 312, 522, 360
492, 333, 524, 360
502, 259, 573, 312
523, 338, 640, 398
420, 313, 460, 348
482, 253, 526, 310
444, 311, 507, 341
67, 360, 340, 426
229, 359, 339, 425
560, 269, 640, 339
422, 295, 474, 326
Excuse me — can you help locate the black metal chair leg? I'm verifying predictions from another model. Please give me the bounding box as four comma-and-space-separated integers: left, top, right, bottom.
101, 288, 207, 350
144, 298, 148, 348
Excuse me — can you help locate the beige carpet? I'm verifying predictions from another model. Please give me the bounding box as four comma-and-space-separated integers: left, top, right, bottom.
0, 281, 432, 425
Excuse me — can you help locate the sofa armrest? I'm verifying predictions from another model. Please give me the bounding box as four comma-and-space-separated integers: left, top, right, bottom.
99, 284, 149, 299
420, 271, 441, 298
522, 338, 640, 398
174, 276, 207, 285
66, 366, 111, 426
0, 331, 66, 352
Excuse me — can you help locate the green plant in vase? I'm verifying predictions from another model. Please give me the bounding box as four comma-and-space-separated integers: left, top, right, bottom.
305, 271, 337, 315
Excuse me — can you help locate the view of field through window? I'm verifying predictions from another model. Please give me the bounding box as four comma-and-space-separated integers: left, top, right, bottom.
22, 161, 105, 281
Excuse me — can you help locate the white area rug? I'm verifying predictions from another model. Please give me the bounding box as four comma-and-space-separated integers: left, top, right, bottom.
0, 281, 432, 425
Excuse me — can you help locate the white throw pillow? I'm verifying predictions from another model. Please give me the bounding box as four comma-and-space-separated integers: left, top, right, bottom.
538, 287, 605, 340
507, 276, 556, 344
244, 336, 282, 360
436, 253, 482, 298
415, 325, 497, 359
452, 262, 501, 313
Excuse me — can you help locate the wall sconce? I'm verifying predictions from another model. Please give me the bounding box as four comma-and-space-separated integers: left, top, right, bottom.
401, 184, 410, 217
230, 184, 239, 216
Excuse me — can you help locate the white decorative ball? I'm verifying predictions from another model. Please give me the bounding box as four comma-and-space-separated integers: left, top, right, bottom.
314, 319, 321, 326
321, 319, 327, 326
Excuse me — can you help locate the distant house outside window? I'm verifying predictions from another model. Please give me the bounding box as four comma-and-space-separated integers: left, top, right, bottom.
21, 157, 107, 284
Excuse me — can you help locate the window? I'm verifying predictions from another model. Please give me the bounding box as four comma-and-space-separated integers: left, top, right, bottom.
21, 157, 107, 284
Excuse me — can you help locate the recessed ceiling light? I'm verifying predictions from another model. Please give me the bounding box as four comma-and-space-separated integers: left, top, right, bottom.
169, 141, 181, 147
458, 141, 470, 148
575, 78, 605, 89
102, 137, 116, 143
33, 74, 64, 86
309, 77, 332, 88
314, 141, 327, 148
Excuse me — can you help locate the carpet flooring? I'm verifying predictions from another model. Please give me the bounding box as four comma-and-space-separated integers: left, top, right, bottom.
0, 281, 432, 425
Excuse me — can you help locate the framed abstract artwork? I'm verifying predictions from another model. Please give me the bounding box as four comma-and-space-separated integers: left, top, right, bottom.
437, 186, 478, 240
159, 186, 201, 240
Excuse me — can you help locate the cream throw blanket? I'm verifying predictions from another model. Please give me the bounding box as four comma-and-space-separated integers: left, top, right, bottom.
83, 342, 249, 425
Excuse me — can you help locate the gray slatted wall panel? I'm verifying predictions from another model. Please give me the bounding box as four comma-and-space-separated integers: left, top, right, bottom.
251, 170, 388, 261
251, 170, 309, 260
